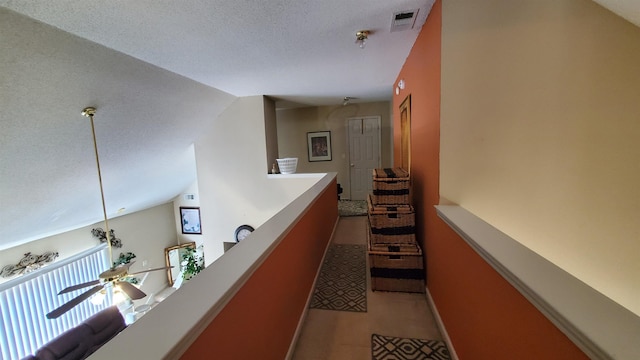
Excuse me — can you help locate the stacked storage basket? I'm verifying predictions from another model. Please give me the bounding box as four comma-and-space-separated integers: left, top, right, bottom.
368, 168, 424, 293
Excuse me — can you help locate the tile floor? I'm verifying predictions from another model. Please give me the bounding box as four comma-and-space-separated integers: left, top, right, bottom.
291, 216, 443, 360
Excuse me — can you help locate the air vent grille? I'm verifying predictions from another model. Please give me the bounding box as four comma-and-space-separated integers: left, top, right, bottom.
391, 9, 419, 32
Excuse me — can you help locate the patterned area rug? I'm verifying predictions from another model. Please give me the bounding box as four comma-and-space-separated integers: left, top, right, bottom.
310, 244, 367, 312
372, 334, 451, 360
338, 200, 367, 217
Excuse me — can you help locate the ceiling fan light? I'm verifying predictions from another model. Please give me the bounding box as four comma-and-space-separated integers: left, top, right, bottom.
90, 290, 106, 305
355, 30, 369, 49
112, 286, 127, 305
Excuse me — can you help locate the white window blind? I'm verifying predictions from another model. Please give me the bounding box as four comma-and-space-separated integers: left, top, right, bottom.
0, 245, 110, 360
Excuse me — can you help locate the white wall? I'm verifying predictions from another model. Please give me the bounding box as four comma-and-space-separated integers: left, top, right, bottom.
0, 9, 236, 250
194, 96, 319, 265
104, 203, 178, 297
171, 144, 204, 251
0, 203, 178, 298
441, 0, 640, 315
264, 97, 279, 172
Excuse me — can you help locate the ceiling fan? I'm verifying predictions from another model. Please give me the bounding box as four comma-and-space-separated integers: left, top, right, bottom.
46, 107, 171, 319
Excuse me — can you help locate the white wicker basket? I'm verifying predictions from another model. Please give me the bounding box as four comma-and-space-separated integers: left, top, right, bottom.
276, 158, 298, 174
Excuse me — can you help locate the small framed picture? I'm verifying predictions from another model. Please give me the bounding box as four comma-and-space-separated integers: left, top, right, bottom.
307, 131, 332, 162
180, 207, 202, 234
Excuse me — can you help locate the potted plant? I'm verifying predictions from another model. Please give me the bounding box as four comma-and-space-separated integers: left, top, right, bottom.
113, 252, 139, 284
181, 246, 204, 280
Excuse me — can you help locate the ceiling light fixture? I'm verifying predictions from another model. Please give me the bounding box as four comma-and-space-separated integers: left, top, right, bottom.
90, 289, 107, 305
355, 30, 370, 49
45, 107, 172, 319
81, 107, 114, 264
343, 96, 357, 106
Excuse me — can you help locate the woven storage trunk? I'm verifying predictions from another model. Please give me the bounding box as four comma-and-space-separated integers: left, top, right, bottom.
367, 195, 415, 245
367, 226, 419, 253
367, 193, 412, 212
372, 168, 410, 205
368, 241, 424, 293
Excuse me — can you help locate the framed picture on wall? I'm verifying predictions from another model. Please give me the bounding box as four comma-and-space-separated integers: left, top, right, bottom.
307, 131, 332, 162
180, 207, 202, 234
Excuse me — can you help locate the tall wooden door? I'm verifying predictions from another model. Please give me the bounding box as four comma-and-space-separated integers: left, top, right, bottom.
348, 117, 381, 200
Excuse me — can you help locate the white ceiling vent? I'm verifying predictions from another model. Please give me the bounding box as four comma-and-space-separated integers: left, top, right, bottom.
390, 9, 419, 32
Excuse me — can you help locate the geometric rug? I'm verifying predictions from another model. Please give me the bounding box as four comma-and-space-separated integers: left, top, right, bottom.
310, 244, 367, 312
372, 334, 451, 360
338, 199, 367, 217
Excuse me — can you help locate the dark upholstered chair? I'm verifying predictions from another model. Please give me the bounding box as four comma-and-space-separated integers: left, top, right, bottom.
21, 306, 126, 360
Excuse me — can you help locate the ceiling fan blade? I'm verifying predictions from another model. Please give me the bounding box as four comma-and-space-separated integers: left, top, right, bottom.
47, 285, 104, 319
128, 266, 173, 276
58, 279, 101, 294
118, 281, 146, 300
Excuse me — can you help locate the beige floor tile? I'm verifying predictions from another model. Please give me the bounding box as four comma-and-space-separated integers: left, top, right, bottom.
333, 313, 371, 347
331, 216, 367, 244
291, 216, 442, 359
327, 344, 371, 360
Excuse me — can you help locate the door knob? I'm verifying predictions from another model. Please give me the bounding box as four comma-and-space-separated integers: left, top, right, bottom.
350, 164, 354, 167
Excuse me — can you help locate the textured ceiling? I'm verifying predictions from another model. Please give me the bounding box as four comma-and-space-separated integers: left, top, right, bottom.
0, 0, 434, 251
0, 0, 636, 251
0, 0, 435, 107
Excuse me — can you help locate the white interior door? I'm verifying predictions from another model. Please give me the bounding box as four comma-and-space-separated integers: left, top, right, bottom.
348, 117, 381, 200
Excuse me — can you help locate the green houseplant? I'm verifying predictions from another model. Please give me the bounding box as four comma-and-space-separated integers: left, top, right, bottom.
113, 252, 139, 284
181, 246, 204, 280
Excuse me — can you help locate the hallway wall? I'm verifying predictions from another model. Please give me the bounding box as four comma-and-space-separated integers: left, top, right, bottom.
393, 1, 588, 358
441, 0, 640, 317
277, 101, 392, 200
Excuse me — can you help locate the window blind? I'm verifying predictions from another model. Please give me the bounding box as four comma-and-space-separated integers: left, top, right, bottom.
0, 245, 110, 360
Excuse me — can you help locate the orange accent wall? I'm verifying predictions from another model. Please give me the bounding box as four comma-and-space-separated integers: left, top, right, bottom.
393, 2, 588, 358
181, 180, 338, 360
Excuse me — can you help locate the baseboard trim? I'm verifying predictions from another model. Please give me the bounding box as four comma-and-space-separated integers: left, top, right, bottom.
425, 287, 459, 360
285, 216, 340, 360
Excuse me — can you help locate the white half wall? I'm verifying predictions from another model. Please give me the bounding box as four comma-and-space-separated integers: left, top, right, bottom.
195, 96, 321, 265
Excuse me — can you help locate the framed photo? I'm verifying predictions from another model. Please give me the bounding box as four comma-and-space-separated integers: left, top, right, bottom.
307, 131, 332, 162
180, 207, 202, 234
